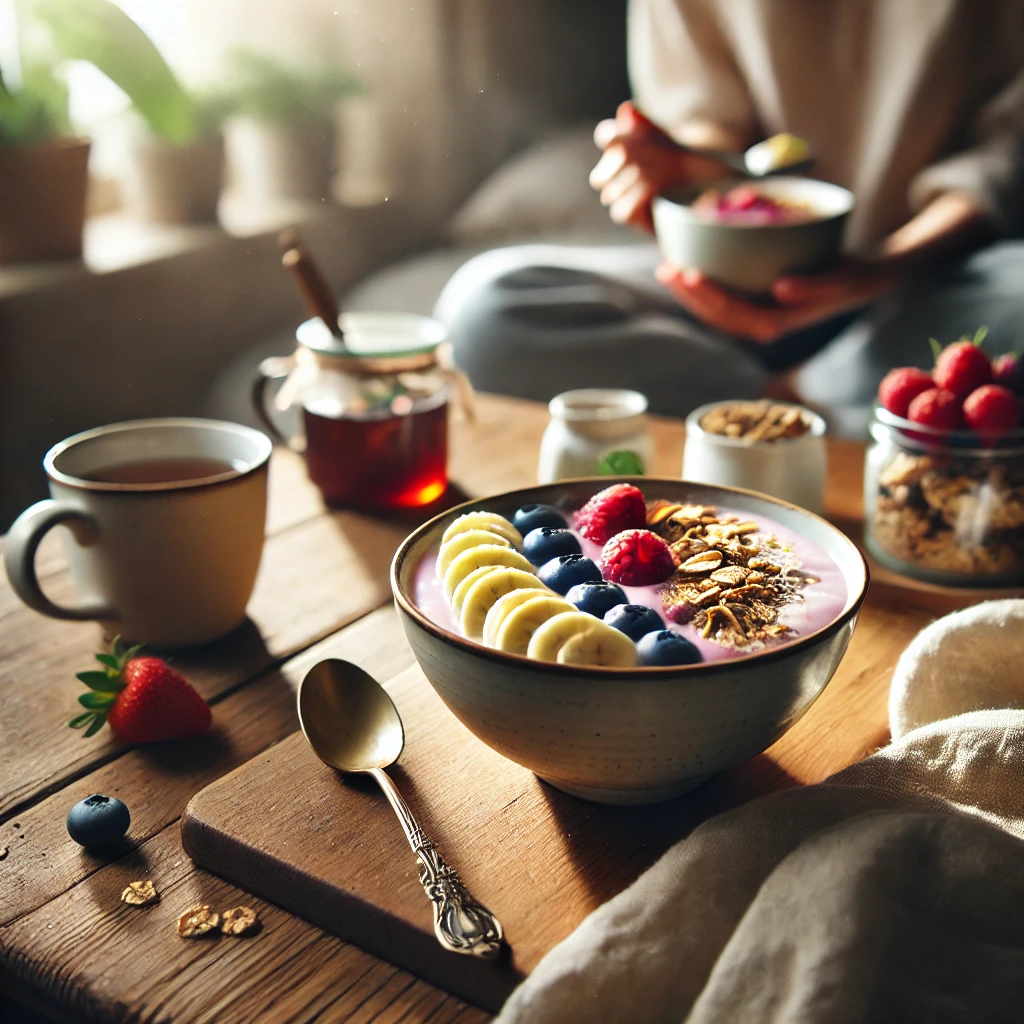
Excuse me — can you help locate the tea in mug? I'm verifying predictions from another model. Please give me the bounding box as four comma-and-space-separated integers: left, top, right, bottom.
82, 456, 239, 485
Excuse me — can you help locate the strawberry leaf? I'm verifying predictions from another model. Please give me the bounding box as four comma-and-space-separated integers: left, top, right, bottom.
125, 643, 146, 660
69, 712, 95, 729
76, 670, 118, 691
83, 716, 107, 738
929, 338, 943, 362
94, 653, 120, 670
973, 325, 988, 346
78, 691, 114, 710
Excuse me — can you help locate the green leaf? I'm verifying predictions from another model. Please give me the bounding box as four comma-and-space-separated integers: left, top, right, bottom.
69, 712, 95, 729
83, 716, 107, 738
125, 643, 146, 661
597, 450, 646, 476
77, 691, 114, 710
28, 0, 195, 141
94, 653, 120, 670
973, 325, 989, 346
76, 670, 117, 691
928, 338, 943, 363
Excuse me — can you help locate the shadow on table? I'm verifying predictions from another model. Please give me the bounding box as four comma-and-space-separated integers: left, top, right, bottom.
537, 753, 799, 909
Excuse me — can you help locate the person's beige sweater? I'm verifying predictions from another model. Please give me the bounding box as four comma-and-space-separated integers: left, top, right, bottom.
630, 0, 1024, 248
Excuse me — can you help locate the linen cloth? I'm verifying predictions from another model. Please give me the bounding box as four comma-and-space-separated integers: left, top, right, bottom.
631, 0, 1024, 247
495, 599, 1024, 1023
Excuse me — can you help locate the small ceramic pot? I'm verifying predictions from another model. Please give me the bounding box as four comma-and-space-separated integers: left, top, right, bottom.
683, 402, 827, 515
537, 389, 652, 483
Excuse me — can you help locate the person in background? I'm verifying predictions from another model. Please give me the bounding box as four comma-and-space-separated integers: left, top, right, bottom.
435, 0, 1024, 434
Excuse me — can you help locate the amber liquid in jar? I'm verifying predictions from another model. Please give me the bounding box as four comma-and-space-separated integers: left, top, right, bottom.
303, 399, 448, 509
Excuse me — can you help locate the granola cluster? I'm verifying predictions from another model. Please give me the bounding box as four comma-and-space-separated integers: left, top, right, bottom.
699, 401, 811, 444
869, 450, 1024, 579
648, 502, 816, 650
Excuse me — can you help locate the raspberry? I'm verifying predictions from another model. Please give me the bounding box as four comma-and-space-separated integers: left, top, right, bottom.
962, 384, 1021, 434
576, 484, 646, 545
877, 367, 934, 418
993, 353, 1024, 395
933, 341, 992, 398
906, 388, 964, 431
601, 530, 675, 587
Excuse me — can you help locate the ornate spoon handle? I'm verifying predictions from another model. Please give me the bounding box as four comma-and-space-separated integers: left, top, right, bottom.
368, 767, 503, 958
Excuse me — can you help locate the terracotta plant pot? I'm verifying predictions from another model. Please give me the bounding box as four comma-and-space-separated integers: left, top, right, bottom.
119, 133, 225, 224
0, 138, 91, 265
225, 116, 335, 202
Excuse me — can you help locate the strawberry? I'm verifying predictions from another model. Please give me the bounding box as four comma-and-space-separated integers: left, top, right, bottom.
69, 637, 212, 743
962, 384, 1021, 434
877, 367, 933, 417
576, 483, 647, 545
993, 353, 1024, 395
906, 387, 964, 431
932, 328, 992, 398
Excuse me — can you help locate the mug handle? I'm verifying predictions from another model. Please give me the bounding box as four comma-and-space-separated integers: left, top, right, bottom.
252, 359, 300, 449
4, 500, 116, 621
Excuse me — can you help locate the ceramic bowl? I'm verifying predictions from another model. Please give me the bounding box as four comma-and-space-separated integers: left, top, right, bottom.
652, 177, 854, 294
391, 478, 868, 806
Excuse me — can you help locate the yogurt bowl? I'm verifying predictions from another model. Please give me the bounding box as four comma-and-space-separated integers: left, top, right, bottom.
391, 478, 868, 805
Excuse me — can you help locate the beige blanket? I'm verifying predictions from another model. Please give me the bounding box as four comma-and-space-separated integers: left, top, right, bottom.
497, 600, 1024, 1023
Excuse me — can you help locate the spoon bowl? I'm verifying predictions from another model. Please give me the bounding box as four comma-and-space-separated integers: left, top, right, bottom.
298, 659, 404, 772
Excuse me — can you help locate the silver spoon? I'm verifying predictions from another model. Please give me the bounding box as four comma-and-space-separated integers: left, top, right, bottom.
297, 659, 504, 958
691, 132, 813, 178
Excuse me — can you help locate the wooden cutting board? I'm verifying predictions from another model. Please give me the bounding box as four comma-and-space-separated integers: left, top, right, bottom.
181, 662, 754, 1012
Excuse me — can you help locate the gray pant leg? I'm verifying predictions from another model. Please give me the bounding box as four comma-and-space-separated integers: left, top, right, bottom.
434, 244, 769, 418
794, 241, 1024, 437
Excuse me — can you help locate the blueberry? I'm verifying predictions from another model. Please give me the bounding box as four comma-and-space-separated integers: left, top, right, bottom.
637, 630, 703, 667
513, 503, 567, 533
538, 554, 602, 595
566, 581, 628, 618
604, 604, 665, 641
523, 527, 581, 566
66, 794, 130, 849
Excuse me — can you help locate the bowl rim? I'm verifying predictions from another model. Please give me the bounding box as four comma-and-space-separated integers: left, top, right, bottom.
391, 476, 869, 679
653, 176, 855, 230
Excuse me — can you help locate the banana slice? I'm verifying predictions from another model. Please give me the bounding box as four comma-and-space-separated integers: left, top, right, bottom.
527, 611, 632, 663
556, 622, 637, 668
442, 512, 522, 549
483, 588, 552, 647
451, 566, 504, 621
443, 545, 535, 601
497, 595, 577, 656
459, 569, 547, 640
436, 529, 511, 579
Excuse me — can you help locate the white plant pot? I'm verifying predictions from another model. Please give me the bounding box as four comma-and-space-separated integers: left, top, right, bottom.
119, 133, 225, 225
226, 116, 335, 203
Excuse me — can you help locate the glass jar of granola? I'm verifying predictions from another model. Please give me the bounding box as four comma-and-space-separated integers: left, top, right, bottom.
864, 406, 1024, 586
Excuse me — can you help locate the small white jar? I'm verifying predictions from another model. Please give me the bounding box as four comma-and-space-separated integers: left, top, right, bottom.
682, 401, 827, 514
538, 389, 653, 483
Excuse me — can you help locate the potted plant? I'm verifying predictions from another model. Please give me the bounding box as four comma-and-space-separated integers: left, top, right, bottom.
117, 90, 232, 225
0, 0, 193, 264
222, 48, 361, 204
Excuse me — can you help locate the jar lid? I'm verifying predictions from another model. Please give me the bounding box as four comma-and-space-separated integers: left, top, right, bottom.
296, 311, 447, 360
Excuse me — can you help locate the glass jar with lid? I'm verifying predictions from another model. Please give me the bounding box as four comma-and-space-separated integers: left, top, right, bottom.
254, 312, 465, 510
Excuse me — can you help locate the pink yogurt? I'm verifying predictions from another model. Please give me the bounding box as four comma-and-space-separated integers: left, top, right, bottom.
413, 504, 847, 664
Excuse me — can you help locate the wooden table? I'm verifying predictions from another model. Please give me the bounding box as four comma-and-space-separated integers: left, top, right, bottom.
0, 394, 980, 1024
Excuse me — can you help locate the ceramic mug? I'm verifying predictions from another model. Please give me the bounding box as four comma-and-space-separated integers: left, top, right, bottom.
4, 418, 272, 647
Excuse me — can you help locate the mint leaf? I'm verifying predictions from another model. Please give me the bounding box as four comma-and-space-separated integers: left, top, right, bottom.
597, 450, 645, 476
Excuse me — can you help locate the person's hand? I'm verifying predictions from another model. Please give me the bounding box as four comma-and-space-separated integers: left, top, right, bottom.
590, 101, 723, 233
655, 260, 900, 343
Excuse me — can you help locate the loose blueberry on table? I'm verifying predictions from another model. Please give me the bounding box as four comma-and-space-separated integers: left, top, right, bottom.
67, 794, 130, 849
